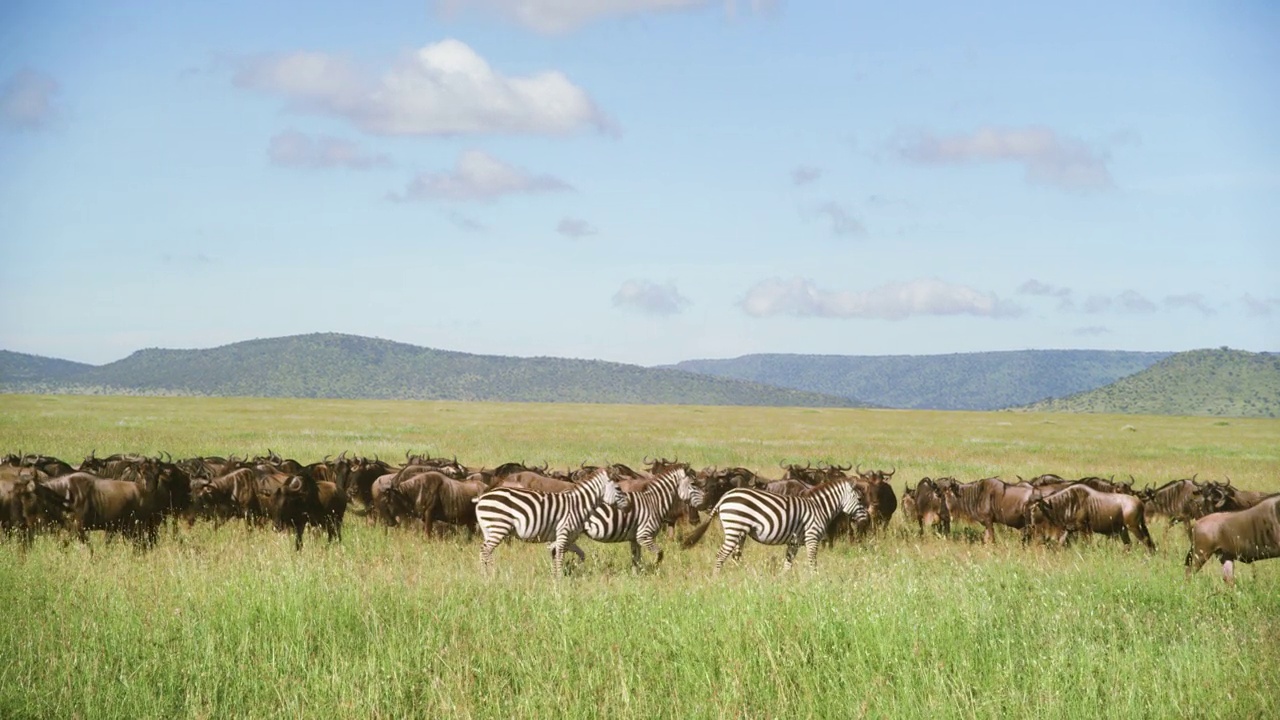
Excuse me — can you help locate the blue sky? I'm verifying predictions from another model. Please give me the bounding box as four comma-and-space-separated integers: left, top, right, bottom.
1, 1, 1277, 366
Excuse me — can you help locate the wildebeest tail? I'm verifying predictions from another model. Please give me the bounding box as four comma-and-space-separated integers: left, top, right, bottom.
681, 510, 717, 549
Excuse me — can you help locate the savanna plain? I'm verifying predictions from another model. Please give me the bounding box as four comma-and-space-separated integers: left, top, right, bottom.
1, 394, 1277, 719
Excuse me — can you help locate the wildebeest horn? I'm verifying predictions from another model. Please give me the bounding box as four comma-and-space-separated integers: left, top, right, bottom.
887, 466, 896, 477
644, 455, 654, 466
288, 476, 303, 491
855, 463, 863, 475
1224, 476, 1232, 487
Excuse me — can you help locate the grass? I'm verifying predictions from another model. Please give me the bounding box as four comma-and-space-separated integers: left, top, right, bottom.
1, 394, 1278, 719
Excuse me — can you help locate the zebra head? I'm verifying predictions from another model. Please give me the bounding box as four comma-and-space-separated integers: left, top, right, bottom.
602, 477, 630, 510
841, 482, 870, 524
675, 470, 704, 508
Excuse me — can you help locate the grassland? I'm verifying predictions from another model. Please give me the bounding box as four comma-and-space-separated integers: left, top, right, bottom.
1, 394, 1278, 719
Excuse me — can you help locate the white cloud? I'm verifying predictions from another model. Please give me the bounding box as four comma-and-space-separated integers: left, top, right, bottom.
1017, 279, 1074, 310
791, 165, 822, 186
1163, 293, 1216, 316
389, 150, 572, 202
233, 39, 611, 137
613, 280, 690, 316
739, 277, 1023, 320
0, 68, 59, 130
897, 125, 1112, 192
268, 130, 390, 170
435, 0, 773, 35
1242, 294, 1280, 317
813, 201, 866, 238
1083, 290, 1157, 314
557, 217, 597, 238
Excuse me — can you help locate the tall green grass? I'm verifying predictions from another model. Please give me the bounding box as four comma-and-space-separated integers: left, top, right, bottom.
1, 395, 1277, 719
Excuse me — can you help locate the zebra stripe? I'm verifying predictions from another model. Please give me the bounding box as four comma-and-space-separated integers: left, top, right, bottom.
475, 468, 628, 577
583, 468, 704, 568
698, 479, 868, 573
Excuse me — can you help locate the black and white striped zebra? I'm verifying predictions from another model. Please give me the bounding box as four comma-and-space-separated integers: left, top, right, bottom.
682, 478, 868, 573
582, 468, 705, 569
475, 468, 629, 577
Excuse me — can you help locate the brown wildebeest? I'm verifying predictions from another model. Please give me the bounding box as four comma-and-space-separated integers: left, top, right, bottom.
61, 471, 165, 549
408, 471, 488, 538
939, 476, 1039, 543
1138, 477, 1217, 539
1199, 480, 1273, 514
193, 467, 271, 528
1186, 495, 1280, 585
486, 462, 577, 493
853, 467, 898, 532
903, 477, 951, 535
1028, 484, 1155, 551
269, 475, 347, 551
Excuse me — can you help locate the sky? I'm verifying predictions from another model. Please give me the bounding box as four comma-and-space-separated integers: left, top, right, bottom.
1, 1, 1277, 367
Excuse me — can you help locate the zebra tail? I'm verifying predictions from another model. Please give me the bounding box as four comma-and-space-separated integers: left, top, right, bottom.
681, 512, 716, 549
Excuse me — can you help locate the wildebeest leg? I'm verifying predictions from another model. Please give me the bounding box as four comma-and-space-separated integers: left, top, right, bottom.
1222, 560, 1235, 586
983, 522, 995, 544
1184, 547, 1210, 580
293, 520, 305, 551
1119, 527, 1132, 547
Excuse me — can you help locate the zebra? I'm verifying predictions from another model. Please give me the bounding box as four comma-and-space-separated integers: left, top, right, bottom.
582, 468, 705, 569
475, 468, 629, 577
681, 478, 869, 573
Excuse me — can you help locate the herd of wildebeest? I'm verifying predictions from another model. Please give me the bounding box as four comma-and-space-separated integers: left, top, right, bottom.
1, 450, 1277, 583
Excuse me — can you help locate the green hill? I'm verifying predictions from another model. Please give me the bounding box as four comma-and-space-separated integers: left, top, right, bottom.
0, 333, 862, 407
671, 350, 1171, 411
0, 351, 94, 383
1019, 348, 1280, 417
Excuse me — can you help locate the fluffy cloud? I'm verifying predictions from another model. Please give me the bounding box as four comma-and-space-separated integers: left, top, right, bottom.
0, 68, 59, 130
791, 165, 822, 186
233, 39, 611, 137
613, 280, 691, 316
739, 277, 1022, 320
390, 150, 572, 202
1163, 293, 1216, 316
435, 0, 773, 34
1242, 294, 1280, 317
1083, 290, 1157, 314
557, 217, 597, 238
268, 130, 390, 170
1017, 279, 1074, 310
813, 201, 866, 238
897, 126, 1112, 192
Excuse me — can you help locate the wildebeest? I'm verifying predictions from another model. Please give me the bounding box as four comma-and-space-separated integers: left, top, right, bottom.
1185, 495, 1280, 585
269, 475, 347, 551
1028, 484, 1155, 551
59, 471, 166, 549
407, 471, 488, 538
902, 477, 951, 536
938, 476, 1039, 543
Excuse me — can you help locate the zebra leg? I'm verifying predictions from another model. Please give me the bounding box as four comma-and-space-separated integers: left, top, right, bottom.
714, 531, 746, 574
806, 534, 820, 573
636, 525, 664, 567
479, 527, 508, 575
783, 541, 800, 571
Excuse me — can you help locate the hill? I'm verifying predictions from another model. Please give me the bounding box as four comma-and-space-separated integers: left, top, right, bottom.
0, 333, 862, 407
670, 350, 1171, 410
1019, 348, 1280, 417
0, 351, 94, 383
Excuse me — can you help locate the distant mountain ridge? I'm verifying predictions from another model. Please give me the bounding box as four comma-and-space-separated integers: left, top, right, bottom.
1019, 348, 1280, 417
0, 334, 862, 408
3, 336, 1274, 416
670, 350, 1173, 411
